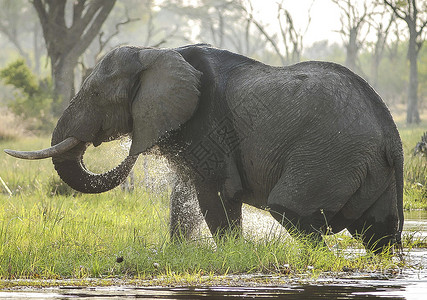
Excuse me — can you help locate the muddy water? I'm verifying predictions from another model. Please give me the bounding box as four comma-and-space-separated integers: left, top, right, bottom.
0, 211, 426, 299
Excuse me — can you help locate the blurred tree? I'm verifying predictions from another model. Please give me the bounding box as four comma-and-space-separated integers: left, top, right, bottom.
167, 0, 268, 58
276, 0, 312, 64
303, 40, 346, 62
139, 0, 178, 47
168, 0, 231, 48
0, 0, 44, 73
368, 6, 395, 88
167, 0, 228, 47
384, 0, 427, 123
418, 45, 427, 110
32, 0, 116, 113
78, 0, 184, 85
332, 0, 374, 73
387, 21, 404, 62
366, 41, 408, 108
79, 4, 140, 83
0, 59, 38, 97
239, 0, 313, 65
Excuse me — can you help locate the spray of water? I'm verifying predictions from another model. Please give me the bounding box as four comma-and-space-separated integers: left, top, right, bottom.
114, 137, 291, 242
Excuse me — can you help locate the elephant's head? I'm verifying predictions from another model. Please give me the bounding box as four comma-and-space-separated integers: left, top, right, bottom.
5, 46, 202, 193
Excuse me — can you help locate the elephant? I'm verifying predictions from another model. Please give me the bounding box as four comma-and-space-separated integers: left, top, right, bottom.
413, 132, 427, 156
5, 44, 404, 254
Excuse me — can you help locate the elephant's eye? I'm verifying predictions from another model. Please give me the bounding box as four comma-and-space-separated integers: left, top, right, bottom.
93, 90, 101, 97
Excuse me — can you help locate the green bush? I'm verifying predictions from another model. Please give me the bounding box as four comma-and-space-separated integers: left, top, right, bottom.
0, 59, 55, 132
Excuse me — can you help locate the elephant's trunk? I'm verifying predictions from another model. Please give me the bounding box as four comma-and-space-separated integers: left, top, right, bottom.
4, 87, 138, 194
52, 145, 138, 194
50, 133, 138, 193
47, 101, 138, 194
5, 134, 138, 194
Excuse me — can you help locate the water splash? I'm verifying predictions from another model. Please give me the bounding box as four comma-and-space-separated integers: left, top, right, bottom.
119, 136, 132, 152
242, 205, 289, 241
140, 155, 174, 193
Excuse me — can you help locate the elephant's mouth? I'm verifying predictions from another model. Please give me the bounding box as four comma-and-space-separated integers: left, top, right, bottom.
4, 137, 138, 194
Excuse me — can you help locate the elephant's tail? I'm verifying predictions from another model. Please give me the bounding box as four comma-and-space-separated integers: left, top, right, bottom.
388, 140, 404, 250
395, 155, 404, 249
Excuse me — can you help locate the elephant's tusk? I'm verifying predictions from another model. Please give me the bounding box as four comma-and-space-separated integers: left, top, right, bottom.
4, 137, 80, 160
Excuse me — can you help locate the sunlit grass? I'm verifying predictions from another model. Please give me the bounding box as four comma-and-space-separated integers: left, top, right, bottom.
0, 186, 170, 279
0, 189, 398, 279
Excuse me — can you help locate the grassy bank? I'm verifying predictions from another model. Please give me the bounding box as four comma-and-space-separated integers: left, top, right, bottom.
0, 123, 426, 280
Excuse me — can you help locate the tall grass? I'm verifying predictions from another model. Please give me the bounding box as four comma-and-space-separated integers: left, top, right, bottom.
0, 183, 394, 279
0, 188, 170, 279
398, 123, 427, 209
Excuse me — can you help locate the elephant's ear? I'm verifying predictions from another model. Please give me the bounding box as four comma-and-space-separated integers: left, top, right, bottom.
129, 49, 202, 156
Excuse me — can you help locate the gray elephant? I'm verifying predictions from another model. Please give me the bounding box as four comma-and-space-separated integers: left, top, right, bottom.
5, 44, 404, 254
413, 132, 427, 156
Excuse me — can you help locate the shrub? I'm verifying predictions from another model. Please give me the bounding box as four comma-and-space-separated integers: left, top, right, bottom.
0, 59, 55, 132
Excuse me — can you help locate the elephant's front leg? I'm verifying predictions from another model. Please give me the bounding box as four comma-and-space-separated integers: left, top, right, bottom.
196, 184, 243, 239
170, 177, 202, 240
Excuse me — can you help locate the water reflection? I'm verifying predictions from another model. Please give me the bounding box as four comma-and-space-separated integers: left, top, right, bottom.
1, 267, 426, 300
404, 210, 427, 238
0, 281, 424, 299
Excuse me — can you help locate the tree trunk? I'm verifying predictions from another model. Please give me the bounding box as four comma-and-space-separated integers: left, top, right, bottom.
384, 0, 426, 124
32, 0, 116, 114
371, 30, 383, 88
407, 29, 420, 124
346, 28, 358, 71
52, 57, 76, 113
371, 56, 379, 89
33, 23, 41, 75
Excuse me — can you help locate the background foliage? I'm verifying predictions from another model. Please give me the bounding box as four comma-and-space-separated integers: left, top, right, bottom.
0, 59, 54, 131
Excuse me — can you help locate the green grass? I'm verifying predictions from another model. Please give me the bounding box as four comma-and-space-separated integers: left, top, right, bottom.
0, 179, 397, 280
398, 122, 427, 209
0, 123, 426, 281
0, 184, 398, 280
0, 189, 169, 279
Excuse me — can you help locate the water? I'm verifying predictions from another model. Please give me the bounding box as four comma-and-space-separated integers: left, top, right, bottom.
404, 210, 427, 239
1, 211, 426, 299
1, 275, 426, 299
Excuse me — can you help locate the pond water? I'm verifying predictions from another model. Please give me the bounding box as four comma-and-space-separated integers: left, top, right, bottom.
404, 210, 427, 238
0, 211, 426, 299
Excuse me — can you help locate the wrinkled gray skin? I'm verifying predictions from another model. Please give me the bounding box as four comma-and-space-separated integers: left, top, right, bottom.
22, 44, 405, 253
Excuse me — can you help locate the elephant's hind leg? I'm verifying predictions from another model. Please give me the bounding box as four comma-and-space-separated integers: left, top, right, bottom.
268, 204, 325, 247
347, 179, 399, 254
196, 184, 243, 239
266, 176, 331, 246
265, 163, 362, 247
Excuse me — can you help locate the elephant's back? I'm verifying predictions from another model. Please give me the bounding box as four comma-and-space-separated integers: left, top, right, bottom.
229, 61, 400, 201
231, 60, 398, 150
